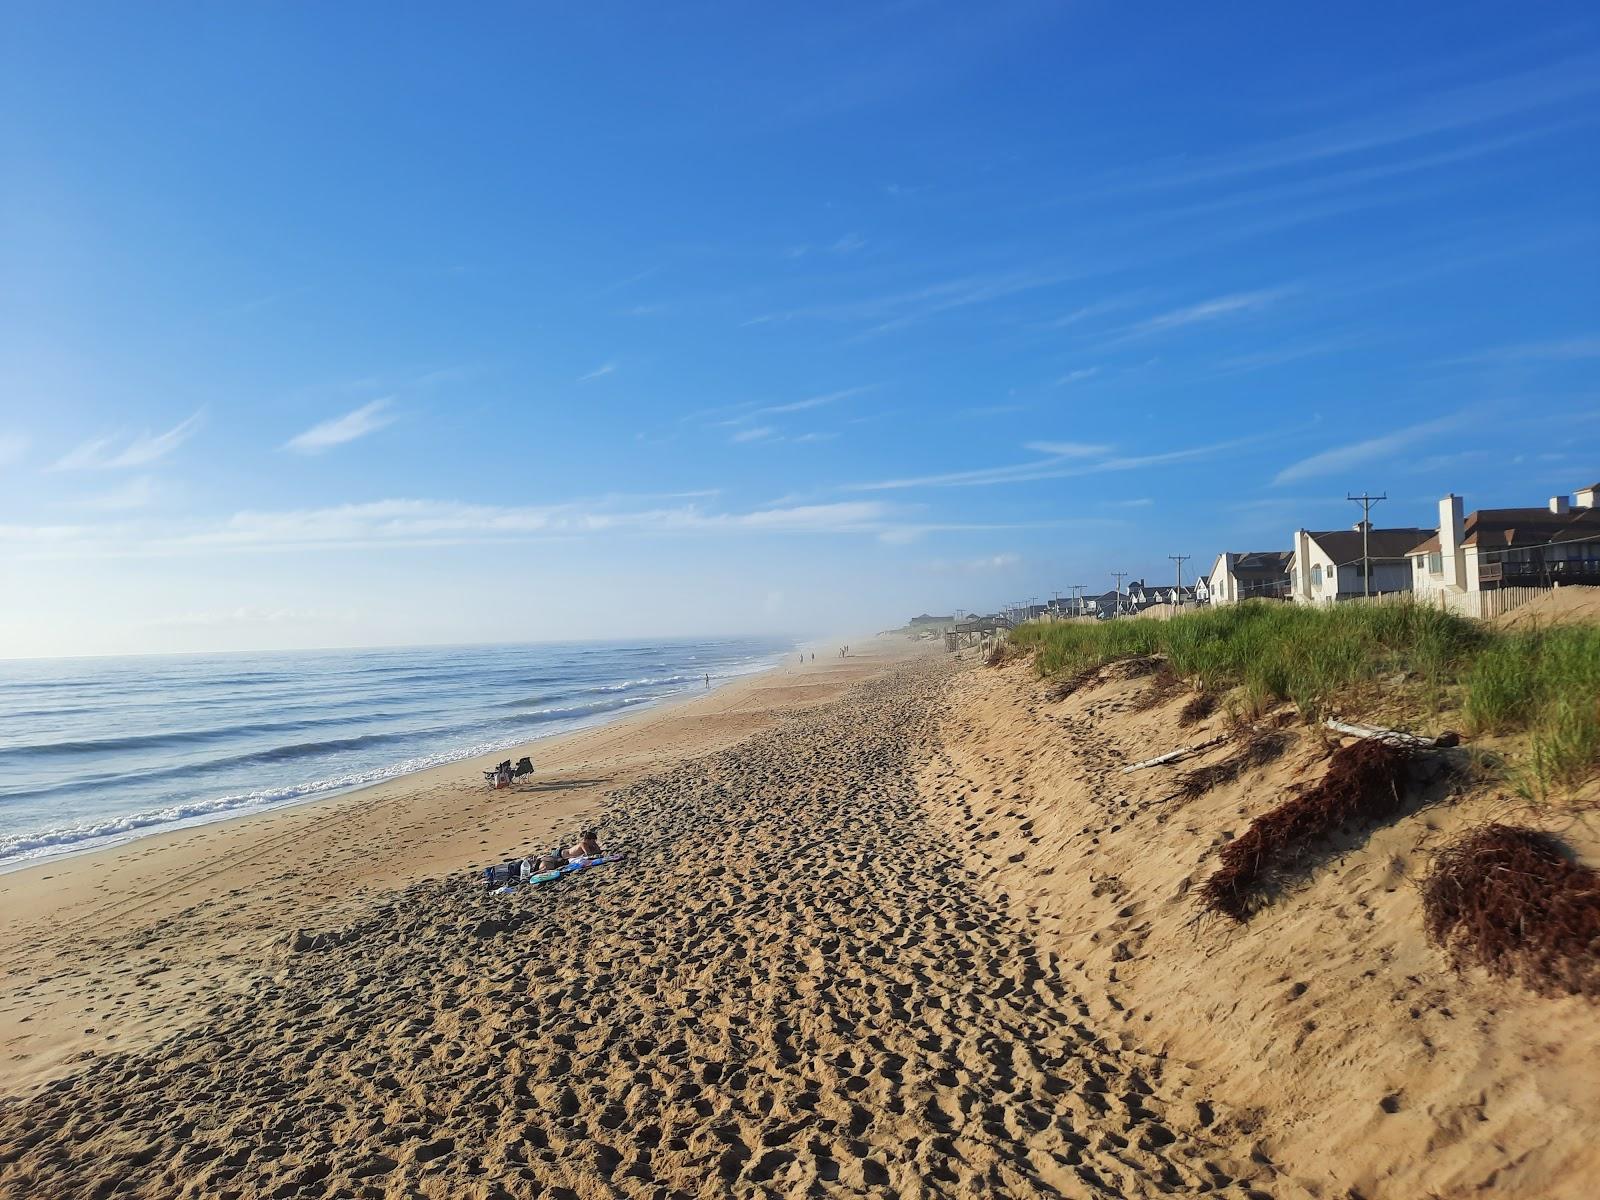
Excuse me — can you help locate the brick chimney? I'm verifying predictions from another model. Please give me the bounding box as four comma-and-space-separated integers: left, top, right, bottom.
1439, 494, 1465, 590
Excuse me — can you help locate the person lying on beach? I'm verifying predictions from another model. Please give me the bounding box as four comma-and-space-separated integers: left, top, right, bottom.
531, 829, 608, 872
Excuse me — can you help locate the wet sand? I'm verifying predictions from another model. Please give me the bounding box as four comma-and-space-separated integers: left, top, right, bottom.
0, 651, 1267, 1199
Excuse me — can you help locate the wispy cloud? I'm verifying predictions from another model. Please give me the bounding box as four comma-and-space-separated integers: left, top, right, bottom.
830, 233, 867, 254
1023, 441, 1112, 458
1272, 412, 1461, 485
744, 269, 1077, 336
854, 430, 1277, 491
1212, 337, 1367, 375
1, 495, 1130, 560
1, 497, 910, 558
757, 385, 871, 416
730, 426, 776, 444
691, 386, 874, 428
1113, 288, 1291, 342
284, 400, 396, 455
54, 411, 203, 471
578, 362, 617, 382
0, 433, 28, 466
1054, 368, 1100, 386
1101, 52, 1600, 194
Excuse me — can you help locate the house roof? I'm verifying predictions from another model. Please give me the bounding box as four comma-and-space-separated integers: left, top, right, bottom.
1408, 506, 1600, 555
1227, 550, 1292, 576
1305, 528, 1433, 564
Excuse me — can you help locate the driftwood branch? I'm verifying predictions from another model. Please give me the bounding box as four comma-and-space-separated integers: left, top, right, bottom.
1323, 718, 1457, 748
1121, 735, 1226, 773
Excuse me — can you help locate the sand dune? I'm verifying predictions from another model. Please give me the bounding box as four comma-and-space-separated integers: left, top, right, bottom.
929, 653, 1600, 1199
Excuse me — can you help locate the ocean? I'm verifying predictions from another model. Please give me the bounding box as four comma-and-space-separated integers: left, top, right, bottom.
0, 636, 792, 870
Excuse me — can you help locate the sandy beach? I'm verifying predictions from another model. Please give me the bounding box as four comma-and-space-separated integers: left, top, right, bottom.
0, 642, 1262, 1200
0, 640, 901, 1096
3, 638, 1598, 1198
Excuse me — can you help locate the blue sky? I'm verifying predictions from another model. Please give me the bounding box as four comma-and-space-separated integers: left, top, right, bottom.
2, 1, 1597, 655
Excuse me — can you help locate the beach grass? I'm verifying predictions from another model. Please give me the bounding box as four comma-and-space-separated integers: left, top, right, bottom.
1462, 624, 1600, 798
1009, 601, 1600, 797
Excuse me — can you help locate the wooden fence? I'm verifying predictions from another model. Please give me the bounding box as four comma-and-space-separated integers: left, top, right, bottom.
1341, 585, 1553, 621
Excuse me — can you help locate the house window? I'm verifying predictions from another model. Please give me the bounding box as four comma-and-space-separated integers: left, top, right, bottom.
1428, 552, 1442, 575
1311, 564, 1323, 587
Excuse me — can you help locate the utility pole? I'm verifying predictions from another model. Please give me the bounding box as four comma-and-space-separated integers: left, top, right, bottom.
1069, 584, 1086, 617
1347, 492, 1386, 598
1111, 571, 1128, 616
1168, 555, 1190, 605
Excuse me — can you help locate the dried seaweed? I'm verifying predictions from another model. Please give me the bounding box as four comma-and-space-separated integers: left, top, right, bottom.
1178, 691, 1219, 727
1201, 739, 1415, 921
1422, 824, 1600, 999
1132, 666, 1186, 712
1049, 665, 1103, 700
1177, 730, 1291, 799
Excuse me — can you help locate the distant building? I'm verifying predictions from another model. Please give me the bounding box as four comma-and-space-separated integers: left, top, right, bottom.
1205, 550, 1293, 605
1086, 588, 1126, 617
1409, 486, 1600, 600
1289, 524, 1432, 604
906, 613, 956, 631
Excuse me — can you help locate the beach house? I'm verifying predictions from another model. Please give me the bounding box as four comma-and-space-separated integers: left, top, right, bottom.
1408, 487, 1600, 603
1289, 524, 1432, 604
1204, 551, 1292, 605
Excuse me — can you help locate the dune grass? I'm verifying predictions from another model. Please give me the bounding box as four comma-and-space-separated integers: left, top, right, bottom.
1008, 601, 1600, 798
1462, 624, 1600, 797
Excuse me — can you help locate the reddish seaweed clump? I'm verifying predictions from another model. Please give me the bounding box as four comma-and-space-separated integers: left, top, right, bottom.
1423, 824, 1600, 999
1201, 738, 1415, 921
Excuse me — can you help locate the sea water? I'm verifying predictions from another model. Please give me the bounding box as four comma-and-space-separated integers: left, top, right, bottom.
0, 637, 790, 870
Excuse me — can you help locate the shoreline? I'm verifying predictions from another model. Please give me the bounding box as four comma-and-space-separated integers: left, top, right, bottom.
0, 634, 917, 1095
0, 645, 794, 878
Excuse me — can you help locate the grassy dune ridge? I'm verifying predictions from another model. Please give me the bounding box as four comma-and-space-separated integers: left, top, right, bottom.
1008, 601, 1600, 796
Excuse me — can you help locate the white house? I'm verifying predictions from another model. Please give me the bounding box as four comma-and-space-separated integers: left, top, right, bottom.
1409, 486, 1600, 601
1289, 524, 1432, 604
1205, 551, 1292, 605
